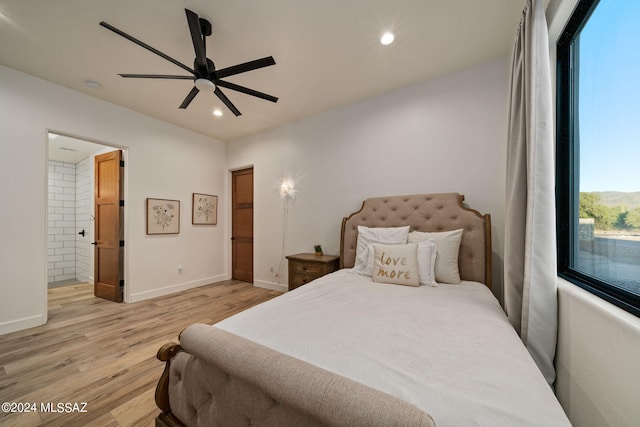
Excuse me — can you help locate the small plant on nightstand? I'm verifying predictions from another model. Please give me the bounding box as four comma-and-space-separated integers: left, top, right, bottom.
314, 245, 323, 256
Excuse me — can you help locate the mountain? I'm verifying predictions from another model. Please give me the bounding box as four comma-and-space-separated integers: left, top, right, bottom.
591, 191, 640, 209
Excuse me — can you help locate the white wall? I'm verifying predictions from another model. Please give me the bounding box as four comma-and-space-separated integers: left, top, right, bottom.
0, 65, 227, 334
556, 279, 640, 427
228, 58, 508, 295
547, 1, 640, 426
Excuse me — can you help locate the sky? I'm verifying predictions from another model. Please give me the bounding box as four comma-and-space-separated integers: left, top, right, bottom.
579, 0, 640, 193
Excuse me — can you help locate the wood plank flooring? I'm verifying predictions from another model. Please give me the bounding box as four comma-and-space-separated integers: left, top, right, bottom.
0, 281, 281, 427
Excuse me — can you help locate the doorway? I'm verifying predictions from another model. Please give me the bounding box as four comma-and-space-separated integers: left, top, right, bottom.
231, 167, 254, 282
47, 132, 125, 302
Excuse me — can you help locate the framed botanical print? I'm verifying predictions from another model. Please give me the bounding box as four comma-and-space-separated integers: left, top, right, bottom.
146, 198, 180, 235
192, 193, 217, 225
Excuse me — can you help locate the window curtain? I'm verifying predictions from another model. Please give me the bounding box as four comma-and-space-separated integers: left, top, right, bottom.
504, 0, 557, 385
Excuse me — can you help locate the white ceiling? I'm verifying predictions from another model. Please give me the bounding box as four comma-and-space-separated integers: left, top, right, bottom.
48, 133, 109, 164
0, 0, 526, 142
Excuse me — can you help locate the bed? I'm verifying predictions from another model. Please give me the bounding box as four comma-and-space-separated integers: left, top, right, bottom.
154, 193, 571, 427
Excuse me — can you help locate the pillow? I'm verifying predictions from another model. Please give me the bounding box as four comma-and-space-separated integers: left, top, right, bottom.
352, 226, 410, 276
416, 240, 438, 286
372, 244, 420, 287
408, 229, 463, 284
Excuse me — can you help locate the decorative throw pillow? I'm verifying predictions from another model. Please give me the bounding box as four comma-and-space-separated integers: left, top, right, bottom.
416, 240, 438, 286
352, 226, 410, 276
408, 229, 463, 284
372, 243, 420, 287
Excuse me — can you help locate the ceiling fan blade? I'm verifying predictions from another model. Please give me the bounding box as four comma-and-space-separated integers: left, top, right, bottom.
214, 87, 241, 116
179, 86, 200, 109
119, 74, 195, 80
215, 56, 276, 79
216, 80, 278, 103
100, 21, 195, 75
185, 9, 207, 72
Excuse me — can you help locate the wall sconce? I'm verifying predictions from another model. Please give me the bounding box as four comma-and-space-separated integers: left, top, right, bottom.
279, 176, 296, 200
273, 174, 297, 285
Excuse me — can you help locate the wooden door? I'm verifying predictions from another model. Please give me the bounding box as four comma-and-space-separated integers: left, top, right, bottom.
94, 150, 124, 302
232, 168, 254, 282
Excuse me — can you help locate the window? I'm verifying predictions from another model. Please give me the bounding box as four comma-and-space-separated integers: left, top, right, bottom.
557, 0, 640, 316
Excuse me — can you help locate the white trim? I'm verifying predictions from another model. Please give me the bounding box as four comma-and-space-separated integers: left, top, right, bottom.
43, 132, 50, 325
121, 148, 130, 303
128, 275, 227, 302
0, 314, 44, 335
254, 280, 287, 293
44, 130, 128, 310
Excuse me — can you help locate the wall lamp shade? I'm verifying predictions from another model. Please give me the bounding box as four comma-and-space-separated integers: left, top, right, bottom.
279, 178, 295, 199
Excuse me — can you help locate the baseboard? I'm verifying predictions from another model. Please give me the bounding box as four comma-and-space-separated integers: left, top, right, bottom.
254, 280, 288, 293
128, 274, 227, 303
0, 314, 45, 335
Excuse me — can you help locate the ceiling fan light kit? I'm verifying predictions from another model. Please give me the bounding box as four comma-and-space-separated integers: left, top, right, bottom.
100, 9, 278, 117
195, 78, 215, 92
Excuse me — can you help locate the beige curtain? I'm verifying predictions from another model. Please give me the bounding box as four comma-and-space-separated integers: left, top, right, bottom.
504, 0, 557, 385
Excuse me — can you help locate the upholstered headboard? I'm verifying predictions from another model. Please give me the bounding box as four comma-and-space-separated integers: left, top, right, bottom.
340, 193, 492, 287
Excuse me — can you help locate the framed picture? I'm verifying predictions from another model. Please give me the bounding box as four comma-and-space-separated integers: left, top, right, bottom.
146, 198, 180, 235
192, 193, 218, 225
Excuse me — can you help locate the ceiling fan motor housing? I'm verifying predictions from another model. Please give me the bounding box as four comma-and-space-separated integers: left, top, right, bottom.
100, 8, 277, 116
199, 18, 212, 36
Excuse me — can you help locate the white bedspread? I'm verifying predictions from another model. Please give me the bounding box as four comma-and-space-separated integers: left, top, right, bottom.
215, 269, 570, 426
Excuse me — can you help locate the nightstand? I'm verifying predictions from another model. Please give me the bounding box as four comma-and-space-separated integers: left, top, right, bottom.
286, 253, 340, 291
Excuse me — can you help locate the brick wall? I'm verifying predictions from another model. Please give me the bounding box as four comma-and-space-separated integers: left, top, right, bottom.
47, 161, 77, 283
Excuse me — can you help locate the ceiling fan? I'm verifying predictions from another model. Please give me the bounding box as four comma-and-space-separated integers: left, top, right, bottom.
100, 9, 278, 116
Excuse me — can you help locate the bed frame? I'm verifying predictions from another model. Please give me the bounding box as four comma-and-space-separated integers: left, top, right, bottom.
340, 193, 491, 286
154, 193, 491, 426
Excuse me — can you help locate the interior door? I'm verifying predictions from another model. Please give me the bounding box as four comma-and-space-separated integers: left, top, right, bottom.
232, 167, 254, 282
94, 150, 124, 302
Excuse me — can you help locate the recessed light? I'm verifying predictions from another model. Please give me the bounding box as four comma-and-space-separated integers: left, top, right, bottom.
84, 80, 102, 89
213, 109, 223, 117
380, 32, 395, 45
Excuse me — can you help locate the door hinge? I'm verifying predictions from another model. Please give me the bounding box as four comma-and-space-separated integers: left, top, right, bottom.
120, 160, 125, 167
119, 240, 125, 247
119, 200, 124, 207
119, 279, 124, 288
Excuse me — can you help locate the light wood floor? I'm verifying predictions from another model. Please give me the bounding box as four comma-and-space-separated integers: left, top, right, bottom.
0, 281, 281, 427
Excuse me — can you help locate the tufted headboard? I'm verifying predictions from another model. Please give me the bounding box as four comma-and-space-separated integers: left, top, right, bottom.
340, 193, 492, 287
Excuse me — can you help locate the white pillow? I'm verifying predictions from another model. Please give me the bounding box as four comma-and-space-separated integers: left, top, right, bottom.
352, 226, 410, 276
416, 240, 438, 286
372, 243, 420, 287
408, 229, 463, 284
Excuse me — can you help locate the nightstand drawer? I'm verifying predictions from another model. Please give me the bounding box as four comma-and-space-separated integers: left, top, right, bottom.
291, 262, 323, 276
290, 274, 316, 290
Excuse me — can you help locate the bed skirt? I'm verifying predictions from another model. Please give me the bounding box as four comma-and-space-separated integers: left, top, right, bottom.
155, 324, 435, 427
